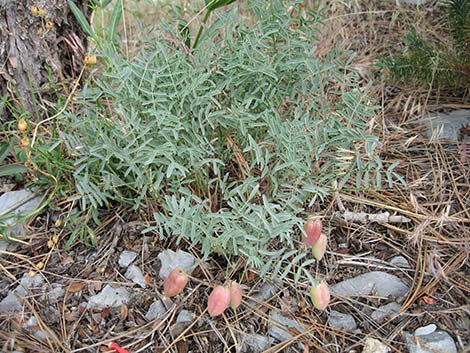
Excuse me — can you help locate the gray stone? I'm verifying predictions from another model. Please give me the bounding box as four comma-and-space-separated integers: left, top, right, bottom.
118, 250, 137, 268
20, 272, 45, 290
158, 249, 196, 279
415, 324, 437, 336
145, 301, 166, 321
405, 326, 457, 353
0, 273, 46, 314
0, 189, 42, 234
87, 285, 130, 309
363, 337, 390, 353
176, 310, 194, 323
170, 310, 195, 337
125, 265, 146, 288
328, 310, 357, 331
422, 109, 470, 142
389, 256, 410, 268
331, 271, 409, 298
0, 290, 24, 314
240, 333, 274, 352
23, 316, 54, 341
42, 283, 65, 302
268, 311, 304, 342
145, 297, 174, 321
248, 280, 282, 305
371, 302, 402, 322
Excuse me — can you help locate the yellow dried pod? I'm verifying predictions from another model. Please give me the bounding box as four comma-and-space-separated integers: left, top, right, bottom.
45, 21, 54, 30
31, 5, 39, 16
55, 218, 62, 227
28, 270, 36, 277
36, 261, 44, 270
37, 8, 45, 17
37, 27, 43, 36
20, 136, 30, 147
84, 55, 97, 66
18, 119, 28, 132
47, 239, 54, 248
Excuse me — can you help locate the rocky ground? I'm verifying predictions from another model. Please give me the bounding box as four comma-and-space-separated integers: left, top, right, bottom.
1, 179, 468, 352
1, 0, 470, 352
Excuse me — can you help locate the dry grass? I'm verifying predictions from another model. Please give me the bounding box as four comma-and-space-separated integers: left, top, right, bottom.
1, 1, 470, 352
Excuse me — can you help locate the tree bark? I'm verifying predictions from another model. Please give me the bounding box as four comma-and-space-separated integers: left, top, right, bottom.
0, 0, 88, 116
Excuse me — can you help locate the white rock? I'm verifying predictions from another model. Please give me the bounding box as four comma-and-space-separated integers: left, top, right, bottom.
371, 302, 401, 322
118, 250, 137, 268
363, 337, 390, 353
422, 109, 470, 142
0, 189, 42, 234
158, 249, 196, 279
405, 326, 457, 353
125, 265, 146, 288
415, 324, 437, 336
389, 256, 410, 268
328, 310, 357, 331
87, 285, 130, 310
268, 311, 304, 342
331, 271, 409, 298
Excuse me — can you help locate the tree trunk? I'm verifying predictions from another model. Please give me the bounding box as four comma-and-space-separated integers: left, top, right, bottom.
0, 0, 89, 116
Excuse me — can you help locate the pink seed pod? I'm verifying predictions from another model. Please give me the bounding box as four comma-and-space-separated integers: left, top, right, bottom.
309, 282, 330, 311
304, 218, 322, 246
229, 281, 243, 310
312, 233, 327, 261
163, 268, 188, 297
207, 285, 231, 317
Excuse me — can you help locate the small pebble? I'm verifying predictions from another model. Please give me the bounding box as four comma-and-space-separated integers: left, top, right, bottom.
125, 265, 146, 288
328, 310, 357, 331
87, 285, 130, 310
158, 249, 196, 279
118, 250, 137, 268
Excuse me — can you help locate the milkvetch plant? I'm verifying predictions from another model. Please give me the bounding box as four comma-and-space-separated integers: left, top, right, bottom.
61, 0, 392, 284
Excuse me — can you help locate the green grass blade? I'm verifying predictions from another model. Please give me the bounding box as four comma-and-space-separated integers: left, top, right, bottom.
67, 0, 96, 39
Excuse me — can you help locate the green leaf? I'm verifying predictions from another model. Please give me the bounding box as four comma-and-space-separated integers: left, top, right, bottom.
0, 142, 10, 162
67, 0, 96, 39
0, 164, 27, 177
108, 0, 123, 42
205, 0, 237, 12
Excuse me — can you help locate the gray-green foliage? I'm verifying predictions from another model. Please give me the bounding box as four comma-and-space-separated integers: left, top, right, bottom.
62, 0, 387, 280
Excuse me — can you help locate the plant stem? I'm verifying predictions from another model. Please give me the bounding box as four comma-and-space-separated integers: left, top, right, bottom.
192, 10, 211, 50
